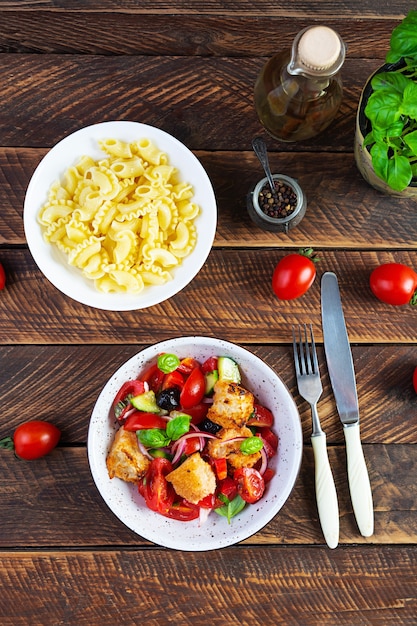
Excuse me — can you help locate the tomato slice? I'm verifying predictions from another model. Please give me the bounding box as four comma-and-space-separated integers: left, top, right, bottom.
262, 468, 275, 484
144, 458, 175, 515
182, 435, 201, 456
201, 356, 218, 374
258, 427, 278, 458
162, 370, 184, 390
247, 403, 274, 428
112, 380, 145, 420
234, 467, 265, 504
165, 499, 200, 521
184, 402, 209, 425
140, 363, 165, 393
180, 366, 205, 409
217, 476, 238, 502
123, 411, 167, 431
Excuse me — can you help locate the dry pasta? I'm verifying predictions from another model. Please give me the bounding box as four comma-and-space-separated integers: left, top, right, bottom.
38, 138, 201, 294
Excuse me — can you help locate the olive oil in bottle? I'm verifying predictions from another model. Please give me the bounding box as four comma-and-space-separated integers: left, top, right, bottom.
254, 26, 346, 142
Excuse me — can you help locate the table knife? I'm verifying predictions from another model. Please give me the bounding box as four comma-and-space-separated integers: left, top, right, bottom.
321, 272, 374, 537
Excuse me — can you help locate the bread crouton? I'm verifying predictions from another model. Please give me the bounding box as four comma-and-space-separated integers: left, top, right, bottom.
166, 452, 216, 504
106, 426, 150, 483
207, 426, 262, 469
207, 380, 254, 429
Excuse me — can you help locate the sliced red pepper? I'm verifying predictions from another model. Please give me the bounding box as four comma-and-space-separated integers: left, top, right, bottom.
182, 435, 201, 456
177, 357, 200, 375
262, 468, 275, 484
123, 411, 167, 431
217, 476, 238, 503
212, 457, 228, 481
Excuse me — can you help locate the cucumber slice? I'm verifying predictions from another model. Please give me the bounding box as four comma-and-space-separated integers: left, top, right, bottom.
217, 356, 241, 383
130, 390, 160, 413
205, 369, 219, 395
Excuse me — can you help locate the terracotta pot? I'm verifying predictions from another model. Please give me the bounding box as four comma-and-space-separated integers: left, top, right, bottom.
354, 63, 417, 198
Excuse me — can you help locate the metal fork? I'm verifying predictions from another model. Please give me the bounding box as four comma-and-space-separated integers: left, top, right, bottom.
293, 324, 339, 549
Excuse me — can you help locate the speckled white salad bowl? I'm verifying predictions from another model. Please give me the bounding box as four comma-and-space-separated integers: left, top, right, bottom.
87, 336, 302, 551
23, 121, 217, 311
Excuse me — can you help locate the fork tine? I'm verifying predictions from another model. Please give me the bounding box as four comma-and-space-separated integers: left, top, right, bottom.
292, 326, 301, 376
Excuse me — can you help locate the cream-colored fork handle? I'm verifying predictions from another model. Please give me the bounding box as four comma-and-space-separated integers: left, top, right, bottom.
311, 432, 339, 549
344, 423, 374, 537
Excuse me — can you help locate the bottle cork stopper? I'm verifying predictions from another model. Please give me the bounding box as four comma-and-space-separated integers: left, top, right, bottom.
298, 26, 341, 71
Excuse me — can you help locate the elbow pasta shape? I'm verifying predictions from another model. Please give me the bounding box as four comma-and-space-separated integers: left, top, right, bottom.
37, 137, 200, 294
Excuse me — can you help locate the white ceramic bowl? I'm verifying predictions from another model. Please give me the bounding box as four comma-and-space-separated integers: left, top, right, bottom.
87, 336, 302, 551
23, 121, 217, 310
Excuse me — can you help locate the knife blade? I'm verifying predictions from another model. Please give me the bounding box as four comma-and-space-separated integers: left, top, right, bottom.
321, 271, 374, 537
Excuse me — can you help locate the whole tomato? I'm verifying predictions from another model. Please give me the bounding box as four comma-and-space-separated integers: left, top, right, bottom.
0, 262, 6, 290
413, 367, 417, 395
272, 248, 318, 300
0, 420, 61, 460
370, 263, 417, 306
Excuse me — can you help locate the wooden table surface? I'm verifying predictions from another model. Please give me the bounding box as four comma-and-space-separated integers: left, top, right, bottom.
0, 2, 416, 624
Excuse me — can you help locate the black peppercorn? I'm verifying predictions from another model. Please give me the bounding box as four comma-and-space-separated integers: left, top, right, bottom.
257, 180, 297, 219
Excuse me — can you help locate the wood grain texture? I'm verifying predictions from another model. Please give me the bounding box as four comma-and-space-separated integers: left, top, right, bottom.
0, 55, 381, 150
0, 445, 416, 548
0, 547, 416, 626
0, 13, 396, 57
0, 345, 415, 444
2, 148, 417, 249
0, 249, 415, 344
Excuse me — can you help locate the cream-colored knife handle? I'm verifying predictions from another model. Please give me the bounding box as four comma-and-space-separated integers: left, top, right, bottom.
311, 433, 339, 549
344, 423, 374, 537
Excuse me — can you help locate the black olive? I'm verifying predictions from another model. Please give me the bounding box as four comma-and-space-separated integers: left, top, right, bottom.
156, 387, 181, 411
198, 417, 222, 435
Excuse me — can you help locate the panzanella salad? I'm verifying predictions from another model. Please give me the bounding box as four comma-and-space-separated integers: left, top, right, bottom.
106, 353, 279, 523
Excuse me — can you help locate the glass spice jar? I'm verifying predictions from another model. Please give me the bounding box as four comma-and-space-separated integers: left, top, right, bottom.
247, 174, 307, 232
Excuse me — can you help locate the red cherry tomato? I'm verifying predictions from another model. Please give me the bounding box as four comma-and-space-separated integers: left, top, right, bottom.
112, 380, 146, 420
162, 370, 184, 390
233, 467, 265, 504
413, 367, 417, 394
165, 499, 200, 521
0, 262, 6, 290
177, 357, 200, 375
183, 402, 209, 425
140, 363, 165, 392
217, 476, 238, 502
247, 403, 274, 428
12, 421, 61, 460
123, 411, 168, 431
272, 248, 317, 300
370, 263, 417, 306
201, 357, 218, 374
258, 427, 278, 458
180, 366, 205, 409
144, 458, 175, 515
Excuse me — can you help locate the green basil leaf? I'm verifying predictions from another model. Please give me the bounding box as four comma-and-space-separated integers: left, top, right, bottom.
370, 142, 390, 181
371, 71, 411, 95
400, 82, 417, 120
240, 436, 264, 455
137, 428, 170, 448
404, 129, 417, 154
157, 353, 180, 374
387, 10, 417, 63
166, 415, 191, 441
214, 495, 246, 524
386, 154, 413, 191
365, 91, 402, 129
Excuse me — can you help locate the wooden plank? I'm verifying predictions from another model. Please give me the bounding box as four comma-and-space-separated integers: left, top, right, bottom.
0, 55, 381, 150
0, 13, 396, 57
0, 445, 416, 547
0, 345, 415, 443
0, 547, 416, 625
1, 148, 417, 249
0, 249, 415, 344
0, 0, 412, 17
